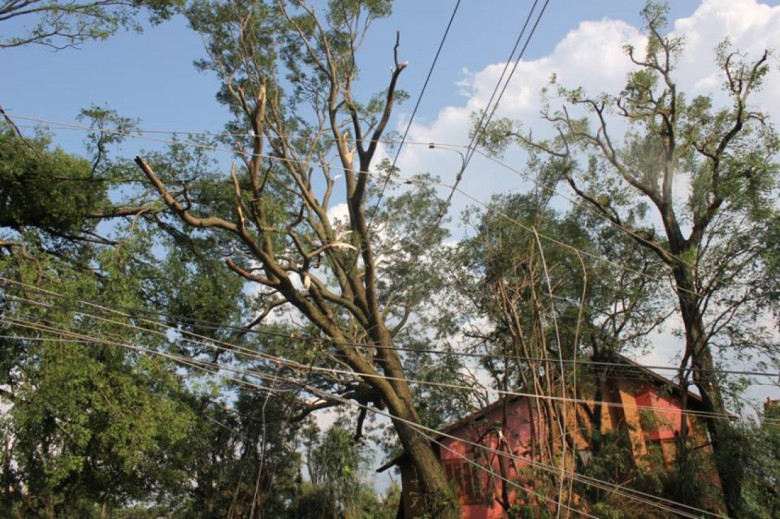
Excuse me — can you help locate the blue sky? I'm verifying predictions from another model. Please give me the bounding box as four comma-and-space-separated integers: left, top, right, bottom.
2, 0, 712, 154
3, 0, 778, 211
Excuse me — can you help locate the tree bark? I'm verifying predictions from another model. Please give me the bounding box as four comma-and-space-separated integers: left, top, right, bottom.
393, 417, 459, 516
673, 264, 738, 515
372, 329, 460, 518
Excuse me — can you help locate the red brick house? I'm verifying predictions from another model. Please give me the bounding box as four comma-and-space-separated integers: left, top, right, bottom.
378, 355, 717, 518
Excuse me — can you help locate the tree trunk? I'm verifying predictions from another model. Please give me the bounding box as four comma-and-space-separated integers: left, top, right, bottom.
675, 266, 740, 515
364, 320, 460, 518
391, 416, 459, 518
385, 376, 460, 517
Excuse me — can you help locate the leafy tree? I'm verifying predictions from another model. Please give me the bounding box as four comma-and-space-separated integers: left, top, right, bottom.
295, 480, 399, 519
742, 402, 780, 516
118, 1, 460, 515
295, 422, 402, 519
305, 424, 372, 519
0, 216, 311, 518
0, 126, 108, 241
401, 337, 485, 433
174, 382, 306, 519
479, 3, 779, 513
451, 191, 667, 381
0, 115, 284, 516
444, 191, 667, 514
0, 249, 199, 517
0, 0, 183, 49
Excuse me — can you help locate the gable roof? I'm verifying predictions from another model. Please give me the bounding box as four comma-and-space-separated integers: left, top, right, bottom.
589, 353, 708, 404
376, 352, 707, 473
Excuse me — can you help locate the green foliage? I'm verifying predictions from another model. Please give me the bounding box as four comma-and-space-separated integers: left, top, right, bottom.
294, 480, 398, 519
701, 419, 780, 519
0, 0, 184, 49
161, 242, 246, 340
0, 269, 198, 516
306, 424, 373, 519
172, 384, 306, 519
448, 191, 666, 393
0, 168, 271, 517
0, 129, 106, 236
403, 338, 479, 432
590, 456, 662, 517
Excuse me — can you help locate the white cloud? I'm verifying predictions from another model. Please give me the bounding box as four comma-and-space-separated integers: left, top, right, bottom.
672, 0, 780, 108
395, 0, 780, 217
391, 0, 780, 405
395, 15, 647, 213
327, 202, 350, 226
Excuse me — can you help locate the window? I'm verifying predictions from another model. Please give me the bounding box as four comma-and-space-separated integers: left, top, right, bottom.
648, 438, 678, 468
442, 459, 484, 504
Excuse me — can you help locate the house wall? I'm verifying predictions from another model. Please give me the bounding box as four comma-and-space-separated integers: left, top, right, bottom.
437, 398, 538, 519
394, 377, 716, 518
632, 380, 714, 469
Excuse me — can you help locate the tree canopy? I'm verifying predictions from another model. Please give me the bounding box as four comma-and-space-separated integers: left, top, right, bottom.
0, 0, 183, 49
479, 3, 779, 515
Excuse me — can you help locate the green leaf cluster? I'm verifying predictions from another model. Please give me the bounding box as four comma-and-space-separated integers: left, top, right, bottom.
0, 129, 105, 236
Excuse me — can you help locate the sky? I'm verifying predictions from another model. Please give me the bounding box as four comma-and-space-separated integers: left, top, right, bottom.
4, 1, 769, 152
2, 1, 779, 405
3, 0, 778, 212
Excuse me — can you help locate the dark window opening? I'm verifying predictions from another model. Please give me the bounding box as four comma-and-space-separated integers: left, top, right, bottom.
647, 438, 677, 468
443, 459, 484, 505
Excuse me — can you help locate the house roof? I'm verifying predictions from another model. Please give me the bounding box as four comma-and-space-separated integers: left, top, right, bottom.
376, 352, 708, 473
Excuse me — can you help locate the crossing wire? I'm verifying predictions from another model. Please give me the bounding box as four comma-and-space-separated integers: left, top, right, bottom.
437, 0, 552, 220
3, 287, 777, 426
0, 311, 728, 519
2, 277, 778, 380
368, 0, 462, 229
6, 111, 755, 298
0, 112, 741, 301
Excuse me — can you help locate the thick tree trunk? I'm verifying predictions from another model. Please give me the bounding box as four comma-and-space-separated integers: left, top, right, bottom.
675, 267, 740, 516
392, 417, 460, 518
378, 356, 460, 517
363, 318, 460, 518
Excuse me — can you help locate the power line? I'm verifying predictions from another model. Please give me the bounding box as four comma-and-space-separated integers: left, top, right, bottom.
2, 280, 777, 382
0, 111, 741, 300
12, 100, 767, 299
3, 300, 774, 427
4, 280, 767, 428
14, 104, 736, 292
467, 145, 758, 291
0, 311, 710, 518
0, 313, 728, 519
437, 0, 552, 220
464, 0, 552, 166
4, 113, 776, 401
3, 271, 772, 514
0, 313, 602, 517
0, 118, 715, 300
5, 111, 753, 294
2, 278, 778, 380
5, 140, 772, 518
369, 0, 462, 229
